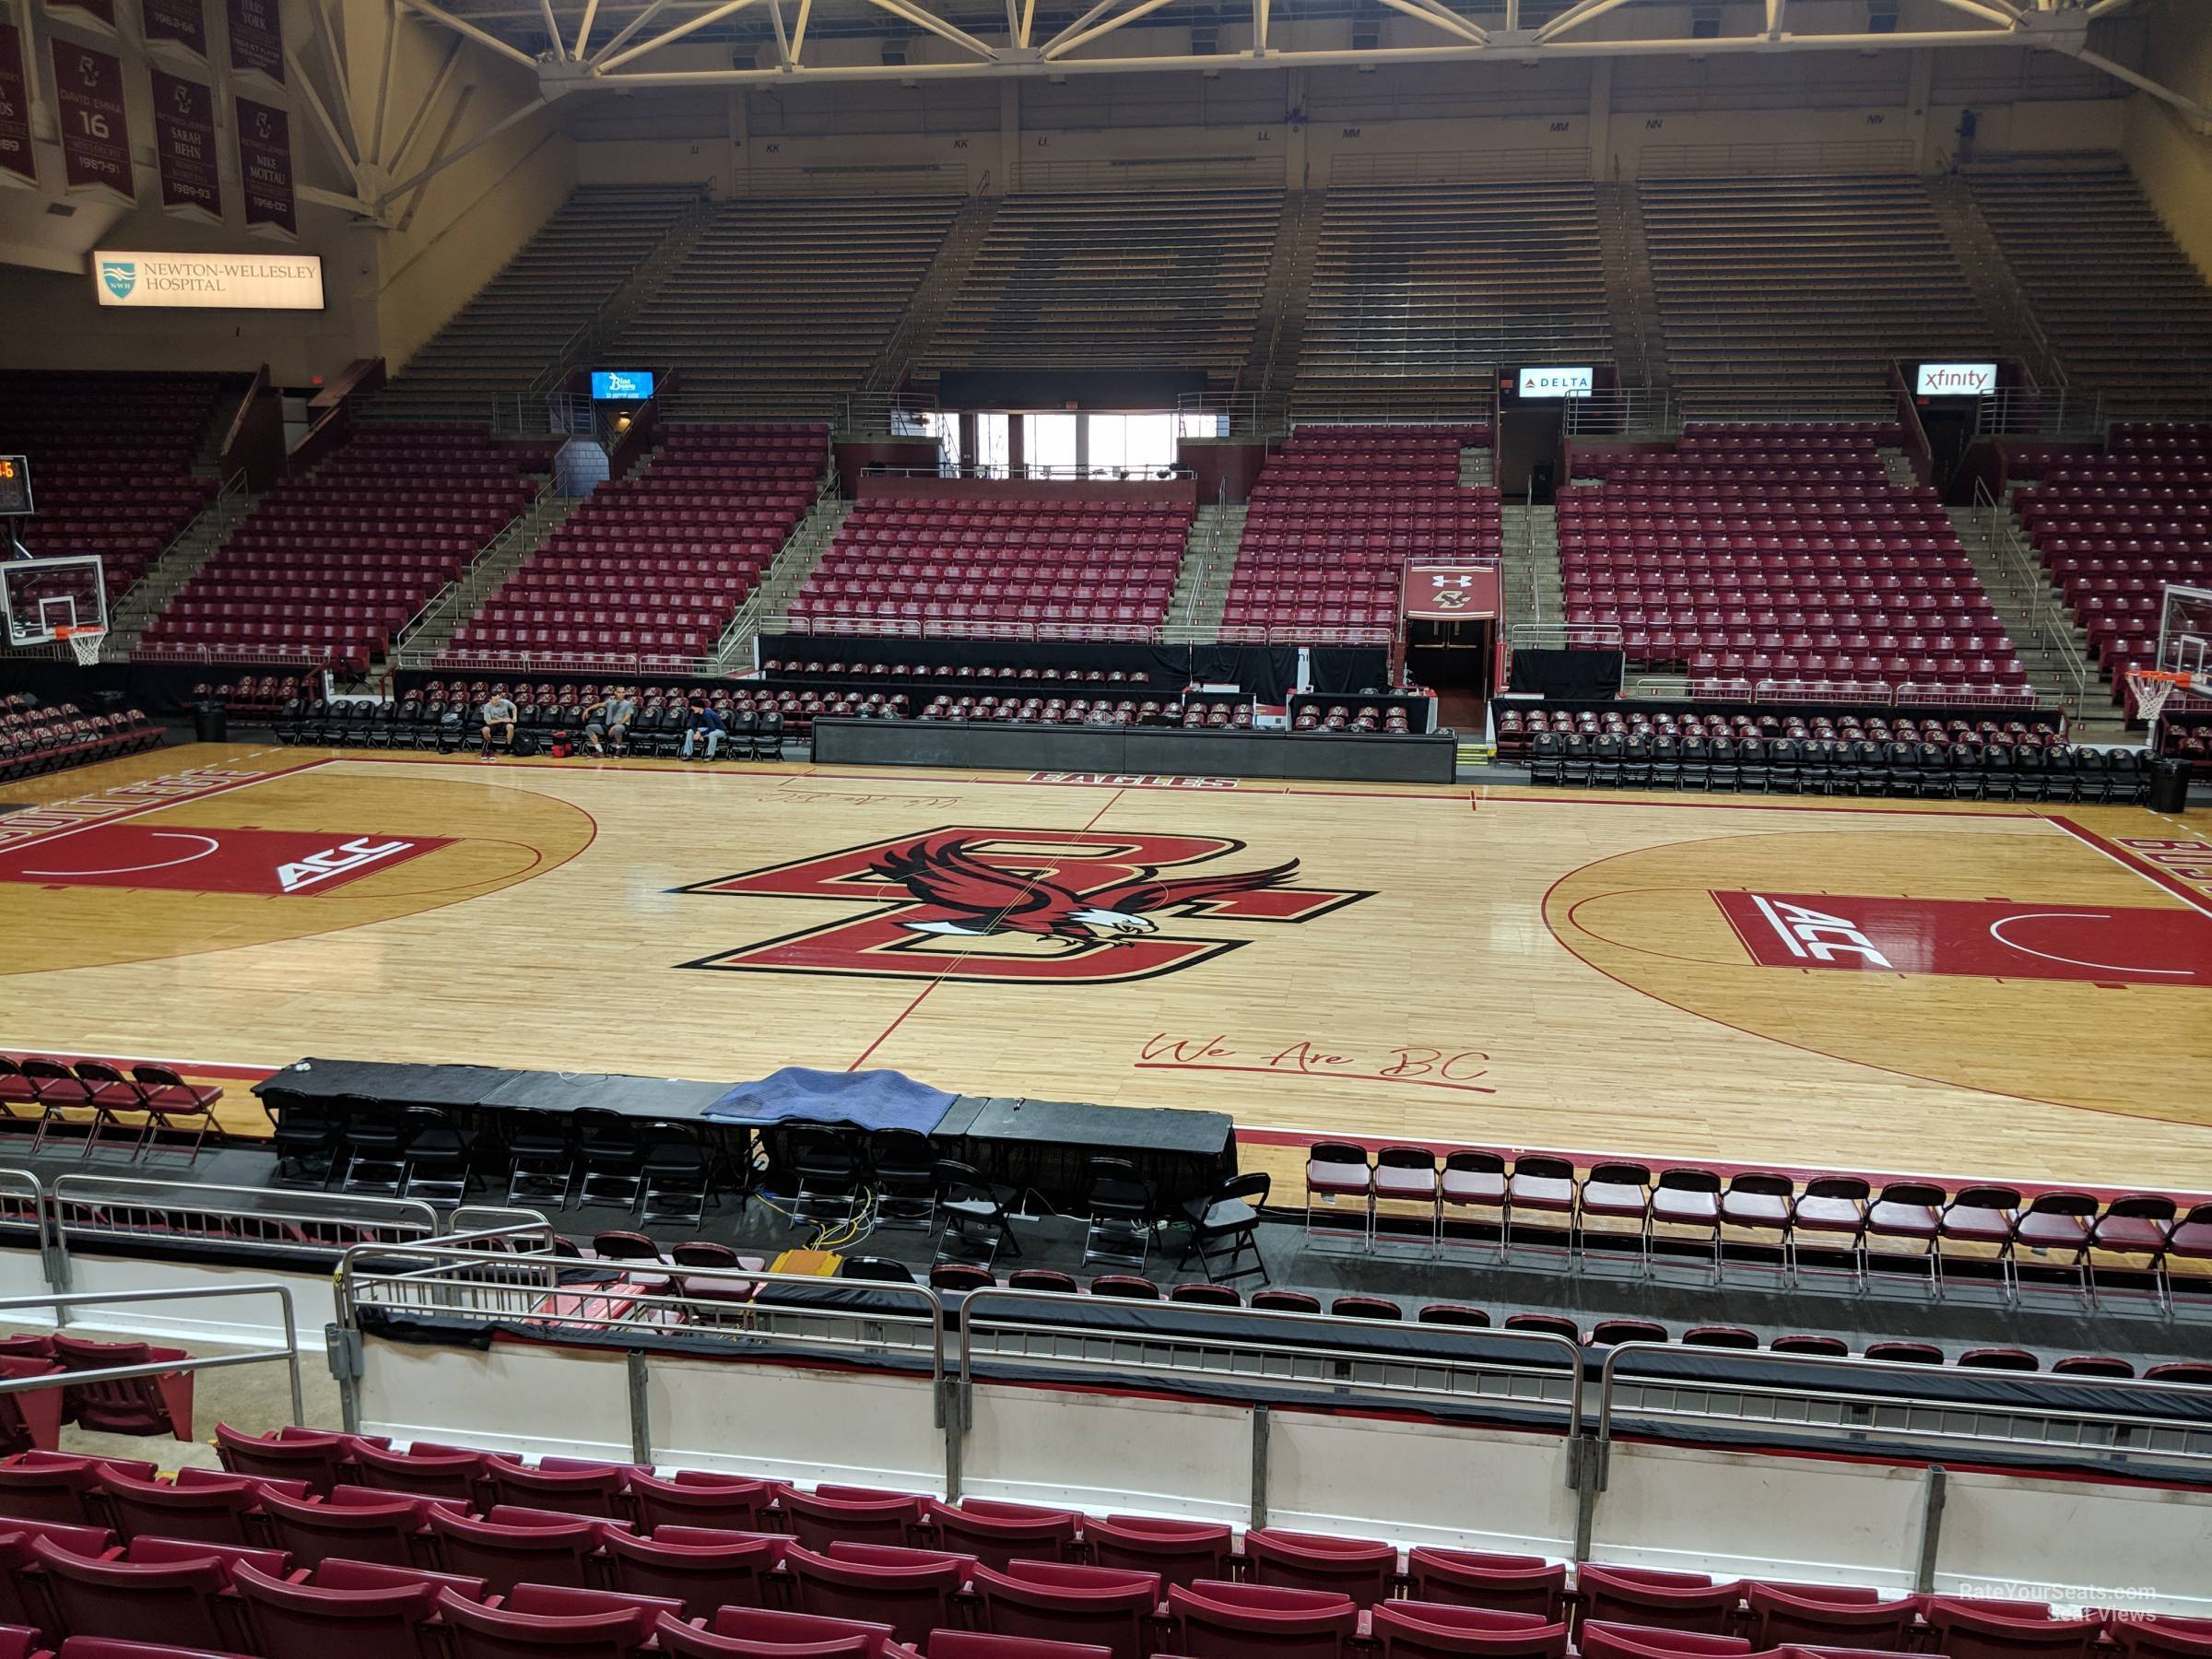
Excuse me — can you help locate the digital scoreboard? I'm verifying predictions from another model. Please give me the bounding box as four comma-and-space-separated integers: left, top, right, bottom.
0, 455, 31, 517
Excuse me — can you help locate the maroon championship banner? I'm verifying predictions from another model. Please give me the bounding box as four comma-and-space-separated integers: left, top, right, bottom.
150, 69, 219, 220
51, 39, 133, 201
44, 0, 116, 32
0, 27, 36, 190
236, 95, 294, 237
142, 0, 207, 57
225, 0, 281, 82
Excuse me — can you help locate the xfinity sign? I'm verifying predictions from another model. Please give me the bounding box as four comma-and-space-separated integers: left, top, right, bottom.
1518, 366, 1594, 399
1916, 361, 1997, 397
91, 251, 323, 311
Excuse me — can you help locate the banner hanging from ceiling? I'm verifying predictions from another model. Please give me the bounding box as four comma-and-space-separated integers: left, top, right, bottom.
236, 95, 294, 238
141, 0, 207, 57
0, 28, 36, 190
225, 0, 281, 83
150, 68, 220, 220
52, 38, 133, 202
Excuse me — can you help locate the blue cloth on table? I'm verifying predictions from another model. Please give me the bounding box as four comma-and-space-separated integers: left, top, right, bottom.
704, 1066, 956, 1135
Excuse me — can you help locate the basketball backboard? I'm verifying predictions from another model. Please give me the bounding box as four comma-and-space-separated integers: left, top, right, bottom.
2, 555, 107, 648
2157, 583, 2212, 688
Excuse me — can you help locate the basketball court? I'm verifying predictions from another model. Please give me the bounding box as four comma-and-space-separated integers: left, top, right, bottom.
5, 740, 2209, 1194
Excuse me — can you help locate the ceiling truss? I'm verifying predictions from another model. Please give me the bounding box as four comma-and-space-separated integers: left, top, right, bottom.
279, 0, 2203, 226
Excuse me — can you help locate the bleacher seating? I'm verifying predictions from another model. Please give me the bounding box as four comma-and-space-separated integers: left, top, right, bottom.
1637, 176, 1996, 418
1968, 164, 2212, 418
919, 190, 1279, 392
1220, 425, 1497, 644
0, 374, 224, 600
0, 697, 162, 781
1295, 184, 1611, 417
2008, 422, 2212, 697
137, 427, 550, 674
1559, 424, 2028, 700
0, 1436, 2206, 1658
614, 198, 959, 421
789, 492, 1190, 639
443, 425, 824, 670
372, 185, 704, 424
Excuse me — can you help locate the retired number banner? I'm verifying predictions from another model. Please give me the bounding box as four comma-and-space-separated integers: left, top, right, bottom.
236, 96, 295, 237
0, 27, 35, 189
151, 70, 220, 219
142, 0, 207, 56
225, 0, 281, 82
52, 39, 133, 201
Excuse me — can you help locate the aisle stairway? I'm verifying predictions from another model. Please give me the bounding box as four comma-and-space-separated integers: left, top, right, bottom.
721, 494, 853, 669
391, 486, 579, 666
1169, 503, 1246, 634
101, 487, 254, 657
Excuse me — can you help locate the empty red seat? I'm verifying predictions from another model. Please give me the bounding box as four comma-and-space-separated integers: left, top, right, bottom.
232, 1557, 489, 1659
655, 1606, 900, 1659
437, 1583, 682, 1659
424, 1505, 613, 1595
210, 1426, 357, 1496
779, 1488, 927, 1553
1168, 1581, 1359, 1659
971, 1561, 1159, 1659
600, 1524, 780, 1615
1240, 1530, 1396, 1607
924, 1500, 1078, 1570
629, 1471, 776, 1533
1085, 1515, 1233, 1590
1579, 1568, 1745, 1635
1746, 1583, 1914, 1649
785, 1544, 969, 1646
1403, 1550, 1567, 1620
1371, 1602, 1571, 1659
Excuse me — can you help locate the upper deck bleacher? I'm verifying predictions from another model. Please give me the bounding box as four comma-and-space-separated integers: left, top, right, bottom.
1639, 174, 1998, 419
373, 185, 704, 425
917, 188, 1280, 393
1968, 163, 2212, 419
1293, 182, 1611, 419
614, 195, 961, 423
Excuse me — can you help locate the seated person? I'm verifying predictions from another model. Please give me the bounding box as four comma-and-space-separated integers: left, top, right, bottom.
582, 687, 637, 756
480, 689, 517, 758
680, 698, 726, 760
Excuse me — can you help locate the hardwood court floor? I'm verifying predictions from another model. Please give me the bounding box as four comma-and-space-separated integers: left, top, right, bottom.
4, 741, 2209, 1193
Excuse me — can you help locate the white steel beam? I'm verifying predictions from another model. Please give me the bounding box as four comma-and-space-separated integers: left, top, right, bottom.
1373, 0, 1487, 47
286, 43, 365, 181
397, 0, 544, 66
863, 0, 1000, 60
571, 0, 601, 57
597, 0, 762, 70
1533, 0, 1639, 44
387, 35, 463, 171
379, 88, 543, 206
586, 0, 678, 65
2064, 43, 2212, 123
1042, 0, 1174, 59
537, 0, 567, 56
1927, 0, 2021, 27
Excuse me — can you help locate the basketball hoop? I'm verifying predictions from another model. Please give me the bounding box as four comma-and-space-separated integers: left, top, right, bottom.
2128, 668, 2191, 733
52, 624, 104, 667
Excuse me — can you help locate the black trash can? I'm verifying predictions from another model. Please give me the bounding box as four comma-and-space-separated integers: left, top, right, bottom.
191, 700, 228, 744
2147, 755, 2192, 815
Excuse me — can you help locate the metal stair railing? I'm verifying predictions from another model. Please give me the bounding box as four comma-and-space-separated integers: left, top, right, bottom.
1966, 482, 2094, 717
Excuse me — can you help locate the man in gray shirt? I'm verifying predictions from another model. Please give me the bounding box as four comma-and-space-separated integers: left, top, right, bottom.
480, 690, 517, 759
584, 688, 637, 756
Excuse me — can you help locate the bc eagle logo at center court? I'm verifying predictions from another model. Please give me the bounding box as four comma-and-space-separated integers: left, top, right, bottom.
676, 827, 1371, 983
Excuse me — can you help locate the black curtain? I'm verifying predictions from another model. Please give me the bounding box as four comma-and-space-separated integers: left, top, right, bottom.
1511, 648, 1624, 702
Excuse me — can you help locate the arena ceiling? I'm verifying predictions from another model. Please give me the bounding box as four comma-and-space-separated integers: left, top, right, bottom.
396, 0, 2172, 95
320, 0, 2193, 217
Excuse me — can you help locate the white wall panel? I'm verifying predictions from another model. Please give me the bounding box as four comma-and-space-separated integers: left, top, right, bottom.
1266, 1410, 1578, 1554
648, 1358, 946, 1493
355, 1335, 633, 1461
965, 1383, 1252, 1522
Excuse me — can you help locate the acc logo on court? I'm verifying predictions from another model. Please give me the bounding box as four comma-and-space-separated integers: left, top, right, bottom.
0, 823, 449, 896
677, 826, 1371, 983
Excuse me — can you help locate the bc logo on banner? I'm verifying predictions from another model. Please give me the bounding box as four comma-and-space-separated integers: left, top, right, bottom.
100, 260, 135, 299
590, 370, 654, 401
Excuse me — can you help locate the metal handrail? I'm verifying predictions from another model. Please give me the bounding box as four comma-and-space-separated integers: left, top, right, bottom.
0, 1283, 305, 1426
335, 1246, 947, 1385
959, 1289, 1585, 1424
1597, 1341, 2212, 1471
